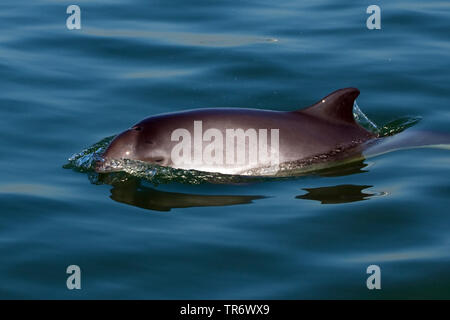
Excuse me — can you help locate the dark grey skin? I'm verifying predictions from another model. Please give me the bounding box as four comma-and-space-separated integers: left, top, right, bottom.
95, 88, 376, 175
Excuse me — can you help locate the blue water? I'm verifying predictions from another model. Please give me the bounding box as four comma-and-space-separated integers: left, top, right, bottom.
1, 0, 449, 299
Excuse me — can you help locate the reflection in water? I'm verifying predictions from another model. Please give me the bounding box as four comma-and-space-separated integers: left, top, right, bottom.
96, 156, 380, 210
314, 159, 368, 177
297, 184, 377, 204
109, 179, 265, 212
103, 159, 375, 210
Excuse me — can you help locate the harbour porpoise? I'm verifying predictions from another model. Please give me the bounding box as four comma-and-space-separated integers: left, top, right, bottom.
95, 88, 377, 175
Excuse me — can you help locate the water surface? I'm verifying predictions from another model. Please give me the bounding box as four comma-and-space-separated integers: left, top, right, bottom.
1, 0, 449, 299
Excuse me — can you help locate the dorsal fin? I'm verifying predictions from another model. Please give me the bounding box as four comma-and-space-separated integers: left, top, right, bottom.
298, 88, 360, 125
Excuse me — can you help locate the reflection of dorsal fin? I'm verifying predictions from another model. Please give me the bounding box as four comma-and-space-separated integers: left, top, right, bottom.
299, 88, 360, 125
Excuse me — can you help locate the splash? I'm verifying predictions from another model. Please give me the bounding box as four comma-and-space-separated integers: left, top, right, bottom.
378, 116, 422, 137
64, 136, 261, 184
353, 101, 380, 134
64, 135, 115, 172
353, 101, 422, 137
